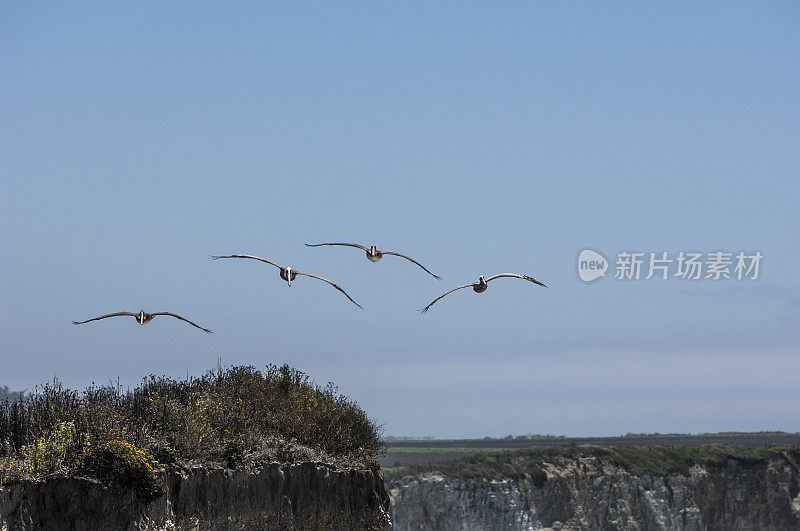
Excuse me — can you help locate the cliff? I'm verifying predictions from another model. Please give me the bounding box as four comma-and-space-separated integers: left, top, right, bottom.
1, 459, 390, 530
0, 364, 389, 529
387, 446, 800, 530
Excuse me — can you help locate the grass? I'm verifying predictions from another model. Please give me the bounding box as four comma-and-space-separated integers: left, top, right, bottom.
0, 363, 384, 494
383, 444, 800, 482
604, 444, 800, 476
385, 432, 800, 449
383, 452, 544, 482
386, 447, 513, 454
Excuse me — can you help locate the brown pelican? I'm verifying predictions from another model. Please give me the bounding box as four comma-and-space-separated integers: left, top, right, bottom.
305, 242, 441, 280
420, 274, 547, 313
212, 254, 363, 309
72, 310, 212, 333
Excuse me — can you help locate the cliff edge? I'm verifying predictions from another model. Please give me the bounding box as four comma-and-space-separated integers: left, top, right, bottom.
1, 364, 388, 530
387, 446, 800, 530
2, 458, 389, 530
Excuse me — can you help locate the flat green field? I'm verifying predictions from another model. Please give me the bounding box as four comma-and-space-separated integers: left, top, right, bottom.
379, 432, 800, 468
386, 447, 510, 454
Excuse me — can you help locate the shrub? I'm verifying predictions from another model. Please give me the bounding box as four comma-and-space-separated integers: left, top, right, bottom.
0, 421, 80, 485
80, 439, 164, 502
0, 362, 384, 488
150, 441, 177, 467
527, 464, 547, 487
222, 430, 244, 469
26, 421, 77, 474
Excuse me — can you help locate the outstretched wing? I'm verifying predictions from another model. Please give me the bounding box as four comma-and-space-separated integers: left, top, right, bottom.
151, 312, 213, 334
294, 271, 364, 309
419, 284, 473, 314
73, 312, 137, 325
381, 251, 441, 280
305, 242, 369, 251
485, 273, 547, 288
211, 254, 283, 269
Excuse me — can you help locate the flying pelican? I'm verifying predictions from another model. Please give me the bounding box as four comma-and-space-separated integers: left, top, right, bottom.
420, 274, 547, 313
72, 310, 213, 333
305, 242, 441, 280
211, 254, 363, 309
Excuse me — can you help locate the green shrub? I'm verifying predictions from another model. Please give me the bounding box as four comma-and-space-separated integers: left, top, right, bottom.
80, 439, 164, 502
223, 430, 244, 469
150, 441, 177, 467
527, 464, 547, 487
1, 363, 384, 485
0, 455, 24, 485
384, 452, 534, 482
604, 445, 798, 476
0, 421, 80, 484
266, 435, 296, 462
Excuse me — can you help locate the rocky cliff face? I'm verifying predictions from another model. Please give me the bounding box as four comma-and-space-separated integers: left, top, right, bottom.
388, 452, 800, 530
1, 460, 389, 530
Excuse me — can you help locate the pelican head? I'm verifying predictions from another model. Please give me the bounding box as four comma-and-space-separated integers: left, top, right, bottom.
280, 267, 298, 286
473, 275, 488, 293
366, 245, 383, 262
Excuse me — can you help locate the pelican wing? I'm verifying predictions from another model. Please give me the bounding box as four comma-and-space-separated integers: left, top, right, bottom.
211, 254, 283, 269
381, 251, 441, 280
305, 242, 369, 251
72, 312, 137, 325
485, 273, 548, 288
294, 271, 363, 309
419, 283, 473, 314
151, 312, 213, 334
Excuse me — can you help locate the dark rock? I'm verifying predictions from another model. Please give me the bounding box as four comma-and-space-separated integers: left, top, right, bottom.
1, 461, 390, 530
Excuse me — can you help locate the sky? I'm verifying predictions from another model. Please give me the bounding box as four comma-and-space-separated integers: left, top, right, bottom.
1, 2, 798, 438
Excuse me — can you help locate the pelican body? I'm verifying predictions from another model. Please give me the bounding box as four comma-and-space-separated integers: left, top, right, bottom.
137, 310, 154, 325
280, 266, 299, 286
473, 275, 488, 293
366, 245, 383, 262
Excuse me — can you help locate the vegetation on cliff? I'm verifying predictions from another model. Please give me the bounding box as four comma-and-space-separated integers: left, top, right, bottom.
383, 444, 800, 482
0, 363, 384, 494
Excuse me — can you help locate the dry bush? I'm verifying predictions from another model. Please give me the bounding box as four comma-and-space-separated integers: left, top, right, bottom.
0, 363, 384, 490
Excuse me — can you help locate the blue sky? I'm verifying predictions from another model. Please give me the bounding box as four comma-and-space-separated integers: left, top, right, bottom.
2, 2, 798, 437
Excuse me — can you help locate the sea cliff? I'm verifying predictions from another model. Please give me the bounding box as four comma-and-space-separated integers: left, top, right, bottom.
387, 446, 800, 530
2, 459, 389, 530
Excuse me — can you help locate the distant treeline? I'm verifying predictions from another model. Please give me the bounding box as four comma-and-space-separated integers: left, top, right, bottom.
0, 387, 25, 402
386, 431, 799, 442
